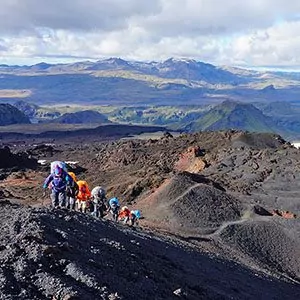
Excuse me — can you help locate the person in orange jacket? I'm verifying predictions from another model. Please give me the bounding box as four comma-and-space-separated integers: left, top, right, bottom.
76, 180, 91, 213
118, 206, 131, 224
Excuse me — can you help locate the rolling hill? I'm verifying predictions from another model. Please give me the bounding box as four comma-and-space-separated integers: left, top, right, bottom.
184, 100, 280, 133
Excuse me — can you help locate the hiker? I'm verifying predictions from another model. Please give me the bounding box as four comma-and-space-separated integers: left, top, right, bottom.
91, 186, 107, 218
130, 209, 141, 226
76, 180, 91, 213
108, 197, 120, 221
118, 207, 141, 226
43, 164, 73, 208
118, 206, 131, 224
66, 172, 79, 210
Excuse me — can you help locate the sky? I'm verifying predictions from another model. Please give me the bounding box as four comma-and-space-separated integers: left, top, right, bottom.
1, 0, 300, 68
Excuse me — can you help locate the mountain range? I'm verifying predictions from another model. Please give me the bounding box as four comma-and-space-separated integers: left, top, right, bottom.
1, 57, 300, 106
1, 57, 300, 140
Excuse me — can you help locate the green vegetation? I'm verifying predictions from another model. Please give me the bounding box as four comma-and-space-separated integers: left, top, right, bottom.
184, 101, 280, 134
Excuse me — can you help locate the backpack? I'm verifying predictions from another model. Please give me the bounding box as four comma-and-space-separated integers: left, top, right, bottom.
68, 172, 77, 182
77, 180, 91, 200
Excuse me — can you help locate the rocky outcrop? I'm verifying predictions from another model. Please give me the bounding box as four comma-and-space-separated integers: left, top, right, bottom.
175, 146, 207, 173
0, 147, 37, 180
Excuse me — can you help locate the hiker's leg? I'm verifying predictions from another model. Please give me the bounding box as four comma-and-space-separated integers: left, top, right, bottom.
93, 202, 98, 216
50, 190, 58, 207
59, 191, 66, 207
77, 200, 81, 211
69, 197, 75, 210
130, 215, 136, 226
82, 201, 87, 213
99, 204, 105, 218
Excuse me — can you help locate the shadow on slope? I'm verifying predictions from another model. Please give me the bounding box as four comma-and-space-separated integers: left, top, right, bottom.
219, 219, 300, 282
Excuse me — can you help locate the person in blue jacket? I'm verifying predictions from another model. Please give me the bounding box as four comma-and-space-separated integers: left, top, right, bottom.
43, 165, 73, 208
130, 210, 141, 226
108, 197, 120, 221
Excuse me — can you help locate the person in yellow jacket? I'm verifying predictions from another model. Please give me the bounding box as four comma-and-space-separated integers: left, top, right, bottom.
66, 172, 79, 210
76, 180, 91, 213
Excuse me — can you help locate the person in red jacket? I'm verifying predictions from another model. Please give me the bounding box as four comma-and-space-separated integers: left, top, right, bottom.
118, 206, 131, 224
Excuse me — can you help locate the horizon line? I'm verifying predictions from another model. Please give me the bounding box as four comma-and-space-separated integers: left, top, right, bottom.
1, 56, 300, 73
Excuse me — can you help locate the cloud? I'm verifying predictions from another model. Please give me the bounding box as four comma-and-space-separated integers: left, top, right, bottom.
0, 0, 300, 67
229, 21, 300, 66
0, 0, 162, 33
139, 0, 300, 37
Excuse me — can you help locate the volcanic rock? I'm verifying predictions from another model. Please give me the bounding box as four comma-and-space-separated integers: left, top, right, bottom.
0, 201, 299, 300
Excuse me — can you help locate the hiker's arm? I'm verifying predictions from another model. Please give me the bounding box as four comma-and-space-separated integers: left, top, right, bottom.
43, 174, 53, 188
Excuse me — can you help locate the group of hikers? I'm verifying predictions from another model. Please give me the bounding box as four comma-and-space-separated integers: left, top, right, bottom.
43, 161, 141, 226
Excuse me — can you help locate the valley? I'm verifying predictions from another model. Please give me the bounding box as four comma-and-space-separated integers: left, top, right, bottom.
1, 57, 300, 141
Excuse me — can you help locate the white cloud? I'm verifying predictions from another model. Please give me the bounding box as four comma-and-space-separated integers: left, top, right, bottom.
0, 0, 300, 67
0, 0, 162, 33
229, 21, 300, 66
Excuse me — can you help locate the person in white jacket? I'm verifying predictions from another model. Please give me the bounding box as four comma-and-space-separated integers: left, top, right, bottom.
91, 186, 107, 217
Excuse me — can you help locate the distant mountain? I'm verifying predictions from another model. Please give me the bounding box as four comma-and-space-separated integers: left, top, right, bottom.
147, 58, 245, 84
184, 100, 279, 133
255, 101, 296, 116
85, 58, 136, 71
13, 100, 39, 118
1, 57, 300, 107
254, 101, 300, 139
260, 84, 276, 93
0, 104, 31, 126
12, 100, 61, 123
50, 110, 111, 124
0, 57, 246, 84
30, 62, 53, 71
86, 57, 245, 84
